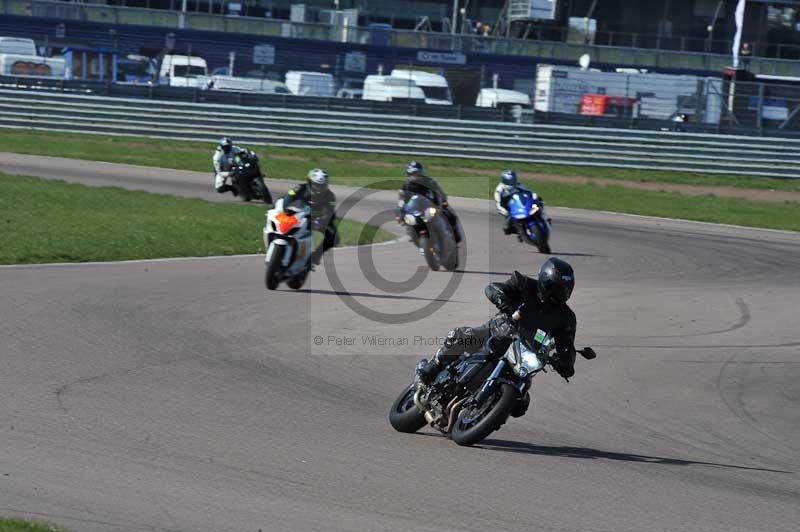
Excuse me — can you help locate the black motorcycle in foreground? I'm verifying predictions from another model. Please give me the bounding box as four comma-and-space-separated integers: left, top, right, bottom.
389, 310, 596, 446
400, 193, 460, 271
230, 149, 272, 204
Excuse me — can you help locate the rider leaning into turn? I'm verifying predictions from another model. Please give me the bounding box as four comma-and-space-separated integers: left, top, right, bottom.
212, 137, 245, 194
418, 258, 578, 390
396, 161, 462, 245
494, 169, 539, 235
285, 168, 339, 267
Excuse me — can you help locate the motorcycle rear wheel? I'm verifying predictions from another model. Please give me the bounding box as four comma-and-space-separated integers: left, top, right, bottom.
450, 383, 516, 446
389, 385, 427, 433
287, 269, 308, 290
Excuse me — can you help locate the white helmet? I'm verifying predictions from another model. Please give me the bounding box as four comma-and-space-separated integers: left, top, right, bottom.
307, 168, 329, 194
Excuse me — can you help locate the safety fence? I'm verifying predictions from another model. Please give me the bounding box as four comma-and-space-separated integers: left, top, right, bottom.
1, 87, 798, 179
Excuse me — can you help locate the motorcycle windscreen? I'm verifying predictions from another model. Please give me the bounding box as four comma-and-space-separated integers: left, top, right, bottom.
403, 195, 431, 217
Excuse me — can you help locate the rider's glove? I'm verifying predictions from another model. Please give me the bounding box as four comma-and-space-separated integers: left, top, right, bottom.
489, 313, 516, 338
495, 296, 513, 314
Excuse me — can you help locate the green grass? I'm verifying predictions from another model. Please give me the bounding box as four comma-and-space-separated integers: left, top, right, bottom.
2, 128, 799, 192
0, 173, 395, 265
1, 129, 798, 232
0, 518, 64, 532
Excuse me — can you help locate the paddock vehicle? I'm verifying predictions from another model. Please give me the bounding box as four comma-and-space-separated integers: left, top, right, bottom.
229, 150, 272, 204
263, 197, 313, 290
389, 312, 596, 446
506, 189, 551, 253
401, 194, 459, 271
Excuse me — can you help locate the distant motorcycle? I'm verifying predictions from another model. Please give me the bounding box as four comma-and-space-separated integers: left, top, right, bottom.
263, 197, 313, 290
230, 149, 272, 204
389, 309, 596, 446
506, 189, 551, 254
401, 193, 459, 271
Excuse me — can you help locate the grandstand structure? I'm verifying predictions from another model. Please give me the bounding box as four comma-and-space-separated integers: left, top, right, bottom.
6, 0, 800, 59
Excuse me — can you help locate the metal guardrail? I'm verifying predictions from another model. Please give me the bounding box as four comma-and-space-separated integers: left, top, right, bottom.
4, 74, 800, 139
1, 88, 799, 179
4, 0, 800, 77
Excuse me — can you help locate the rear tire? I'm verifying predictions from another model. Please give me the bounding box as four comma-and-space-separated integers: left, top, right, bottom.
287, 269, 308, 290
265, 251, 281, 290
389, 385, 427, 433
450, 383, 516, 446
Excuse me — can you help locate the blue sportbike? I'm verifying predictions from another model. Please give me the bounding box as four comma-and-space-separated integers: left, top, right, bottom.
506, 189, 551, 254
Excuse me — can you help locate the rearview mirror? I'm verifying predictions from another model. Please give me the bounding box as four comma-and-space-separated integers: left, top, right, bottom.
579, 347, 596, 360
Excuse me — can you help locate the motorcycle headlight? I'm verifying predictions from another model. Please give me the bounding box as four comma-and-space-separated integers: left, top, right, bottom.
519, 350, 543, 374
529, 204, 540, 215
426, 207, 437, 217
403, 214, 417, 226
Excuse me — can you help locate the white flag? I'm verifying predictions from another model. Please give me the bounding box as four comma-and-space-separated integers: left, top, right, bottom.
732, 0, 746, 68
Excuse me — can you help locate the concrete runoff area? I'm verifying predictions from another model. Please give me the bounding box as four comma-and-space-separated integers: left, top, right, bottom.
0, 156, 798, 532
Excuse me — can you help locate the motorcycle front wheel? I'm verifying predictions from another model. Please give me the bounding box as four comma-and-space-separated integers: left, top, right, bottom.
254, 177, 272, 205
450, 383, 516, 446
388, 385, 427, 433
418, 235, 440, 271
264, 251, 282, 290
532, 224, 551, 254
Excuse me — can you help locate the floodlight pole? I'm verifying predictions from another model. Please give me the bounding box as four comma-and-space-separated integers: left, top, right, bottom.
452, 0, 459, 34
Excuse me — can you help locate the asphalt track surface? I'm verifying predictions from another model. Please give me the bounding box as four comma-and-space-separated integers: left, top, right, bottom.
1, 153, 799, 532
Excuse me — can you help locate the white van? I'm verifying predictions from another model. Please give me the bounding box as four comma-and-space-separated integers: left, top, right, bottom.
390, 69, 452, 105
0, 37, 37, 56
0, 36, 65, 78
475, 88, 531, 108
284, 71, 335, 97
362, 75, 426, 102
159, 54, 210, 87
209, 75, 291, 94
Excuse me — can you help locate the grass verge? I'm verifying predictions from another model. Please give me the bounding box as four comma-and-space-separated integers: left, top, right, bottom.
2, 128, 799, 192
1, 129, 798, 232
0, 173, 394, 265
0, 518, 64, 532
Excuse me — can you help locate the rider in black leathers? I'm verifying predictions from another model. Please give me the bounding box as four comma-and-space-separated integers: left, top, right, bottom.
396, 161, 462, 244
418, 258, 578, 386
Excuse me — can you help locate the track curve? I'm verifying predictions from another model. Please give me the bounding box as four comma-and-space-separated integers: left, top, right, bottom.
0, 154, 798, 532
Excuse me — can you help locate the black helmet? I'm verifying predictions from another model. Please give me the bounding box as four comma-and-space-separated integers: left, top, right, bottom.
406, 160, 424, 177
219, 137, 233, 154
537, 258, 574, 307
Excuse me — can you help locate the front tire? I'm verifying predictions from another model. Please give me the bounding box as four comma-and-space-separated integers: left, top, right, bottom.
419, 235, 440, 271
532, 225, 551, 254
436, 222, 458, 272
389, 385, 427, 433
237, 177, 253, 202
451, 383, 516, 446
254, 177, 272, 205
265, 250, 282, 290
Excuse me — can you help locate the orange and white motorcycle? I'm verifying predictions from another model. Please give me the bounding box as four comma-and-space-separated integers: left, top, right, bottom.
263, 197, 314, 290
